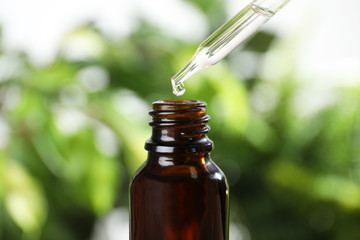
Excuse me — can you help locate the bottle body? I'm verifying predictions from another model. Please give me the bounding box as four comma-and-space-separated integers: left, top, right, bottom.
130, 100, 229, 240
130, 152, 228, 240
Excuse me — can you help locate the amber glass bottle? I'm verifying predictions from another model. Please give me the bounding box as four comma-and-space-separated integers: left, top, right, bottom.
130, 100, 229, 240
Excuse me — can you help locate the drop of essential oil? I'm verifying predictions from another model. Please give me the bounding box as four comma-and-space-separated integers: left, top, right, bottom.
172, 80, 185, 96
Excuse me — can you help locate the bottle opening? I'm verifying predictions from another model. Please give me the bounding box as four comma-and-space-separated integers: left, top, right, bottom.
152, 99, 206, 110
159, 99, 199, 103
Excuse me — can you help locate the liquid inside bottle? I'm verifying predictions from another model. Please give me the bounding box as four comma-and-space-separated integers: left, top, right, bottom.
130, 100, 229, 240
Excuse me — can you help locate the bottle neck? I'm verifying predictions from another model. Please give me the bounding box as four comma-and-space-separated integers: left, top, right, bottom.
145, 100, 213, 154
147, 152, 210, 165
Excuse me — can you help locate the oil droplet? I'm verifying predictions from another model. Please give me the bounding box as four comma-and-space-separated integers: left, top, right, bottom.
172, 80, 185, 96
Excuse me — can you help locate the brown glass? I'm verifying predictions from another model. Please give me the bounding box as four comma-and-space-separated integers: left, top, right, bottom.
130, 100, 229, 240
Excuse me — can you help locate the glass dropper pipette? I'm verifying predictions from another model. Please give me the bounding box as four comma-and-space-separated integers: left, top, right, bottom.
171, 0, 290, 96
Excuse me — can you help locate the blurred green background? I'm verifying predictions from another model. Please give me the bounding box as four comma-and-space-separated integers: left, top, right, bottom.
1, 0, 360, 239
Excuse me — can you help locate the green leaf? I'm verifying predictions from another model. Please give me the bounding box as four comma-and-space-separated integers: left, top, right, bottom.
4, 160, 47, 235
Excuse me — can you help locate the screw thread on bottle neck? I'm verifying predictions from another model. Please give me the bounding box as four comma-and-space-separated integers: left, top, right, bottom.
145, 100, 213, 153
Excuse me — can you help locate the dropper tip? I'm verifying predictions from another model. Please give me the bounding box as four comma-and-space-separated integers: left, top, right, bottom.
171, 78, 186, 96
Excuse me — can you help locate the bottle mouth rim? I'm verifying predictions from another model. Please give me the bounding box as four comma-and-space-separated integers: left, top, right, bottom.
153, 99, 204, 105
152, 100, 206, 110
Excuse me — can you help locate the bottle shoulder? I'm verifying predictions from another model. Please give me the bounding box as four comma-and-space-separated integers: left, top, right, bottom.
131, 158, 227, 185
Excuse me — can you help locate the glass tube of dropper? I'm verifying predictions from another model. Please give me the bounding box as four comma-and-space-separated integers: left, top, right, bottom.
171, 0, 290, 96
